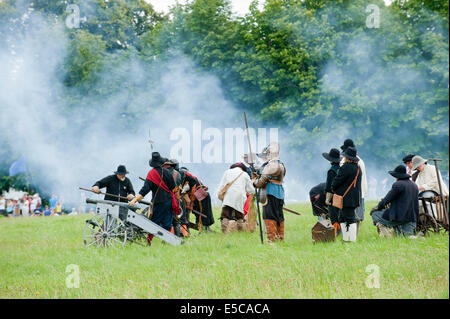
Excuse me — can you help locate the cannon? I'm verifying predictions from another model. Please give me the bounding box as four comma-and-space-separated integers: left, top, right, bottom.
83, 198, 183, 247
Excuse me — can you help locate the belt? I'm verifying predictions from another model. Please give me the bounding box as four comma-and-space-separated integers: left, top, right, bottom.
269, 179, 282, 184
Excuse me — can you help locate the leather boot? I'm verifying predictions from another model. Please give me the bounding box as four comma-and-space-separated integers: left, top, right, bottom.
221, 218, 230, 234
264, 220, 277, 242
277, 221, 285, 241
228, 220, 237, 233
237, 219, 246, 232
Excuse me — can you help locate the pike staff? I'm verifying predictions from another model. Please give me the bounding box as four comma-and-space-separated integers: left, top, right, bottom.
244, 111, 264, 244
428, 158, 448, 218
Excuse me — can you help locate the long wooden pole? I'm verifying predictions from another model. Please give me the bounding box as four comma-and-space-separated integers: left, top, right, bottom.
79, 187, 152, 205
429, 158, 448, 217
244, 111, 264, 244
283, 207, 302, 216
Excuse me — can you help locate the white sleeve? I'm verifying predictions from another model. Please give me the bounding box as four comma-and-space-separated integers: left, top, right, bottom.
358, 157, 368, 198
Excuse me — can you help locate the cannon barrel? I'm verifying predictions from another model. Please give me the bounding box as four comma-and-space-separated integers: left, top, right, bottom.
86, 198, 143, 212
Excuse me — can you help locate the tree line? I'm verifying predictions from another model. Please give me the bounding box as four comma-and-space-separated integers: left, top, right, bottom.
0, 0, 448, 191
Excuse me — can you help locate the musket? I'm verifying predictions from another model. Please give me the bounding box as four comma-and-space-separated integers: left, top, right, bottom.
244, 111, 264, 244
283, 207, 302, 216
138, 177, 208, 219
79, 187, 152, 206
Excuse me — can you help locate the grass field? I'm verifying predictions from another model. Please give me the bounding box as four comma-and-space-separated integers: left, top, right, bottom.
0, 201, 448, 299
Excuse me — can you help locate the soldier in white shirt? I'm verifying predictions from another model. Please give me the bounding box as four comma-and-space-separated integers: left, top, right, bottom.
218, 162, 255, 233
412, 156, 449, 196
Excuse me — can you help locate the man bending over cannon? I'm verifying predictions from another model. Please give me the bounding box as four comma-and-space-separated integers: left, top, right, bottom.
92, 165, 135, 203
129, 152, 180, 244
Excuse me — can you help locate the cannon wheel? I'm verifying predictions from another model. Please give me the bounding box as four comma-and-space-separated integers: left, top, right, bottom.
84, 214, 127, 247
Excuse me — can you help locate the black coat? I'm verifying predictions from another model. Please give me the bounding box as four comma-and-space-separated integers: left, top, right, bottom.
180, 171, 201, 189
376, 179, 419, 223
331, 162, 361, 208
325, 163, 340, 193
309, 183, 327, 216
139, 167, 176, 204
93, 175, 135, 203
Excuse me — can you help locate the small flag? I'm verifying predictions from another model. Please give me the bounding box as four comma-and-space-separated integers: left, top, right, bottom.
9, 156, 27, 176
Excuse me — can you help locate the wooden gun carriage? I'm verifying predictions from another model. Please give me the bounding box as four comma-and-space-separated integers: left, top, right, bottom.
83, 198, 183, 247
417, 190, 449, 234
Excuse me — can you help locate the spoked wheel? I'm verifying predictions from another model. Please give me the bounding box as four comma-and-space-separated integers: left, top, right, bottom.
84, 214, 127, 247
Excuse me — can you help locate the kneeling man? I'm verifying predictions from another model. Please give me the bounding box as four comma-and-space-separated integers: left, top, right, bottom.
370, 165, 419, 237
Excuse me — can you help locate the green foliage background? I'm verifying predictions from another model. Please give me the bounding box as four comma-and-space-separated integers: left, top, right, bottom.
0, 0, 448, 188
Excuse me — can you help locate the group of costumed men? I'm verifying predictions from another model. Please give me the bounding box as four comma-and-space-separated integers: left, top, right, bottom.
91, 138, 448, 245
312, 139, 449, 242
91, 152, 215, 244
90, 142, 287, 244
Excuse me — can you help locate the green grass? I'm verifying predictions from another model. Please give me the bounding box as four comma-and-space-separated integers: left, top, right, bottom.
0, 201, 448, 299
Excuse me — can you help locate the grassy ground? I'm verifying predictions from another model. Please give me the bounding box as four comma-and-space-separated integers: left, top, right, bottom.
0, 201, 448, 299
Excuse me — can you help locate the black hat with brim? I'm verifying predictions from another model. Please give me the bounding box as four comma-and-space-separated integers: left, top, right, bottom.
389, 165, 410, 179
342, 147, 359, 162
169, 159, 180, 170
114, 165, 129, 175
402, 154, 415, 163
149, 152, 166, 168
322, 148, 342, 163
340, 139, 355, 151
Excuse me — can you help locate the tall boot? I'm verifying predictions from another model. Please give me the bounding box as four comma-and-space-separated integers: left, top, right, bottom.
264, 220, 277, 243
348, 222, 357, 242
221, 218, 230, 234
277, 221, 285, 241
228, 220, 237, 233
237, 219, 246, 232
340, 223, 349, 241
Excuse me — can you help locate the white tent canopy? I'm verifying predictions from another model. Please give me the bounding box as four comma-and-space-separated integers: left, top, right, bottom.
2, 188, 28, 200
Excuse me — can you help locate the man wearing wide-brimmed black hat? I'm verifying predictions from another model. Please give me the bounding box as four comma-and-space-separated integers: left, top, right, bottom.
92, 165, 135, 203
340, 139, 367, 233
162, 159, 184, 237
129, 152, 178, 242
370, 165, 419, 237
322, 148, 342, 233
331, 147, 362, 242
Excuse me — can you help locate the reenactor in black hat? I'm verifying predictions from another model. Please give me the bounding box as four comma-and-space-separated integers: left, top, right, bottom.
92, 165, 135, 203
370, 165, 419, 237
322, 148, 343, 234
